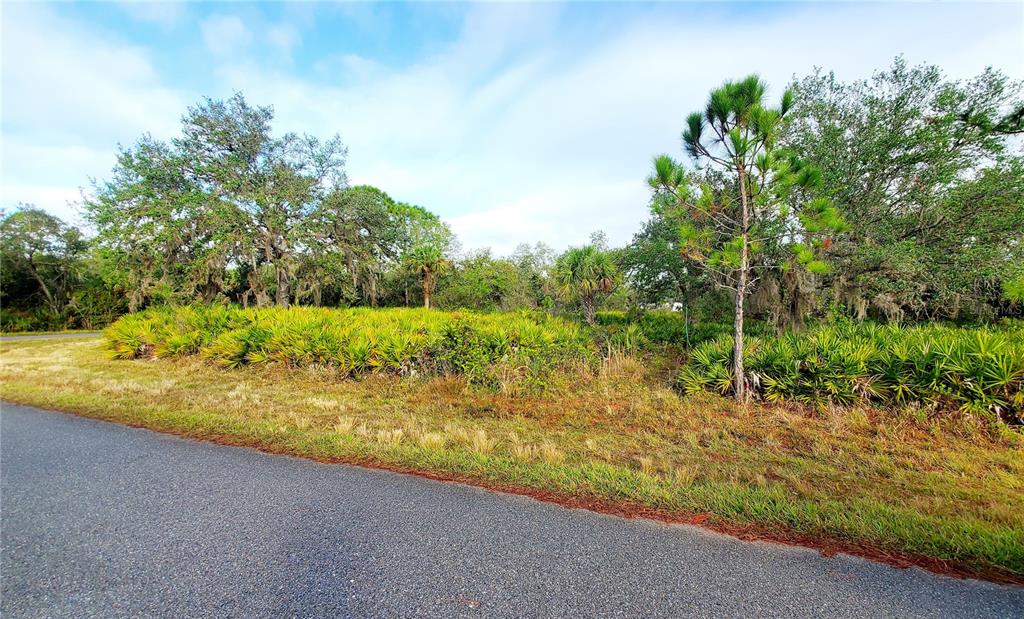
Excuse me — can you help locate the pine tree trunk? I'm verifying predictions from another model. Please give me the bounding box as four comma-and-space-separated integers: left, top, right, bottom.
733, 167, 750, 402
733, 259, 747, 401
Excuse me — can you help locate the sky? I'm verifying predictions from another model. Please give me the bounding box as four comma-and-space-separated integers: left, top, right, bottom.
2, 1, 1022, 256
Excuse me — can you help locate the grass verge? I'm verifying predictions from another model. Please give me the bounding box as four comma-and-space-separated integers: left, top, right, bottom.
1, 338, 1022, 583
1, 329, 102, 337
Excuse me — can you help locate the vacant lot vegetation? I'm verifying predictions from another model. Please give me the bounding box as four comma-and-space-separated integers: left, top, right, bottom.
105, 306, 592, 392
679, 321, 1024, 426
1, 324, 1022, 581
106, 306, 1024, 429
595, 310, 771, 349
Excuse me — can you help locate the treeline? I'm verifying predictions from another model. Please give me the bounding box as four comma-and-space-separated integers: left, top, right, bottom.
630, 59, 1023, 328
2, 58, 1022, 332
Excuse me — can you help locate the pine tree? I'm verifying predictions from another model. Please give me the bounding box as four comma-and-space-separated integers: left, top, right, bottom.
648, 76, 844, 401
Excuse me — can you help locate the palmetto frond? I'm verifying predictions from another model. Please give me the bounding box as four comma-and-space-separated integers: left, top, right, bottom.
553, 245, 619, 299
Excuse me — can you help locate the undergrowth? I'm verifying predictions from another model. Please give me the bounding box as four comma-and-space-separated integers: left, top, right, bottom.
678, 320, 1024, 425
104, 305, 593, 392
595, 310, 769, 349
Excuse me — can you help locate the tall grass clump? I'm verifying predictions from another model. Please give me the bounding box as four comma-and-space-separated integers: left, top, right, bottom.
677, 320, 1024, 425
104, 306, 593, 391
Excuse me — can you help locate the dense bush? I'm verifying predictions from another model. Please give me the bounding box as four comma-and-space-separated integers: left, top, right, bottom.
0, 297, 125, 333
0, 309, 48, 332
677, 321, 1024, 425
105, 306, 593, 391
596, 310, 767, 348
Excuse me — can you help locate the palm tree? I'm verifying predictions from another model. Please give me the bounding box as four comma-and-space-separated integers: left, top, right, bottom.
404, 243, 450, 309
554, 245, 617, 325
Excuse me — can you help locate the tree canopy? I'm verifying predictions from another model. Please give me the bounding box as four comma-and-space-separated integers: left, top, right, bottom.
784, 58, 1024, 321
82, 93, 452, 312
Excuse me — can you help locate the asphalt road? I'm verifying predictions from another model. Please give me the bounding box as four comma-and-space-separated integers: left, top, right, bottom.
1, 403, 1021, 618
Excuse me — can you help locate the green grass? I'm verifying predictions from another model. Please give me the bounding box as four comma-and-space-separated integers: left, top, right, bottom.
1, 336, 1022, 581
1, 329, 102, 336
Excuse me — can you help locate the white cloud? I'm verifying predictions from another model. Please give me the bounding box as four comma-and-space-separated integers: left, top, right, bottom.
3, 2, 1021, 253
201, 14, 252, 57
118, 1, 187, 29
207, 2, 1022, 254
1, 4, 184, 143
267, 24, 300, 56
314, 53, 382, 82
1, 138, 112, 224
1, 3, 185, 221
0, 182, 84, 223
447, 178, 643, 256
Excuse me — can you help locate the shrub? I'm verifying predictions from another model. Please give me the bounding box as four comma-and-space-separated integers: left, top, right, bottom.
0, 308, 50, 333
595, 310, 767, 348
104, 305, 594, 392
677, 321, 1024, 425
0, 282, 127, 333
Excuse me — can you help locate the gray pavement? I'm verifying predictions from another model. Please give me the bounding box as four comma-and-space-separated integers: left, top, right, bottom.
1, 402, 1021, 618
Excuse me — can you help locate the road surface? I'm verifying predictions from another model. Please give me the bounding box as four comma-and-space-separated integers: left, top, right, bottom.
1, 403, 1021, 618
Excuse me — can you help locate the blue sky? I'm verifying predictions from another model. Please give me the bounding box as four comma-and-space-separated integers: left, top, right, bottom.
3, 1, 1022, 255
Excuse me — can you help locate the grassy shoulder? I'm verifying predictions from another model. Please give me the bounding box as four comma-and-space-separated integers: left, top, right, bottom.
1, 329, 102, 337
1, 337, 1022, 582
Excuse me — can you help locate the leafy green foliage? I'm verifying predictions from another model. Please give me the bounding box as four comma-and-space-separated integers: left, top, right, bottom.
786, 59, 1024, 321
618, 213, 724, 311
8, 59, 1023, 339
1, 207, 85, 316
434, 250, 540, 311
678, 320, 1024, 425
596, 310, 769, 349
0, 207, 126, 331
403, 243, 452, 309
104, 306, 594, 392
85, 93, 349, 309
